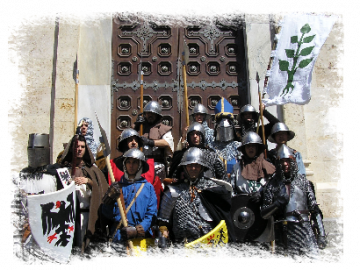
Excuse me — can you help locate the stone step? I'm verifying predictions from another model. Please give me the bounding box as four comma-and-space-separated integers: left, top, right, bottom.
323, 218, 344, 233
327, 232, 344, 248
321, 247, 344, 263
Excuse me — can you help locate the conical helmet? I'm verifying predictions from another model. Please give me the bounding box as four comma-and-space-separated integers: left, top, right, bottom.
276, 144, 294, 160
268, 122, 295, 143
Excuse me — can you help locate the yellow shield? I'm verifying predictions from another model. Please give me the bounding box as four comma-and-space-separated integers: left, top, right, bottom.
185, 220, 229, 259
132, 238, 156, 259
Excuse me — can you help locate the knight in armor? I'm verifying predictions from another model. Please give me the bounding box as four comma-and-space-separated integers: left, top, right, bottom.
167, 122, 226, 185
134, 101, 174, 183
101, 148, 157, 243
57, 135, 109, 252
237, 104, 279, 143
267, 122, 306, 175
178, 103, 214, 150
260, 145, 327, 256
208, 97, 242, 175
17, 133, 63, 245
102, 128, 162, 209
157, 147, 235, 244
230, 131, 275, 259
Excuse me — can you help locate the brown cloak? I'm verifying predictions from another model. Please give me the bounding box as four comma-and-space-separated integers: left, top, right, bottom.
59, 135, 109, 252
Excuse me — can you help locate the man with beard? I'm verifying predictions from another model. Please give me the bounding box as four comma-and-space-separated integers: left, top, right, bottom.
58, 135, 109, 252
260, 145, 327, 256
17, 133, 63, 246
236, 104, 279, 143
157, 147, 235, 244
134, 101, 174, 183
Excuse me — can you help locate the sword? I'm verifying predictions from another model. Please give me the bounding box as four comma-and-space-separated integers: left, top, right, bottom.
95, 112, 134, 253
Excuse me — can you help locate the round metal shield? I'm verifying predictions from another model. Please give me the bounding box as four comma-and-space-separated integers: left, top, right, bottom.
233, 206, 255, 229
230, 194, 269, 242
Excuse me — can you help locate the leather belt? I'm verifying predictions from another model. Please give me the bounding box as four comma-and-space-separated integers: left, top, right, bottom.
285, 210, 309, 216
285, 210, 309, 223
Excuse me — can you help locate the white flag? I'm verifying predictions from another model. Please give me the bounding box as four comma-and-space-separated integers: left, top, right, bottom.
262, 14, 337, 106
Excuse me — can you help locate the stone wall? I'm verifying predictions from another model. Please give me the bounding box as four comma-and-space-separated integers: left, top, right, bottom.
8, 16, 57, 174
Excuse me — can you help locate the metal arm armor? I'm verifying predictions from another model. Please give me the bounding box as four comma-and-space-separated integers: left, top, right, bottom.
157, 183, 187, 223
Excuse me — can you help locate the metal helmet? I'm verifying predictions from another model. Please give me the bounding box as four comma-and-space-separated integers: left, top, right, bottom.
179, 147, 209, 169
118, 128, 143, 151
237, 104, 259, 123
215, 118, 234, 142
186, 122, 205, 142
190, 103, 209, 121
239, 131, 265, 154
27, 133, 50, 168
143, 101, 162, 117
115, 148, 149, 173
276, 144, 295, 160
268, 122, 295, 143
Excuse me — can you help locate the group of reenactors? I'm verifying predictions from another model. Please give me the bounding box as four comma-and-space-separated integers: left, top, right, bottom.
18, 96, 327, 258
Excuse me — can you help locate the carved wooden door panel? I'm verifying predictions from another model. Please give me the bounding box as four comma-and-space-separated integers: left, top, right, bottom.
111, 18, 181, 158
179, 23, 247, 132
111, 17, 248, 158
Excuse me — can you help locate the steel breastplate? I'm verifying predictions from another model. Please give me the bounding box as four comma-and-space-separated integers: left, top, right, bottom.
285, 184, 309, 222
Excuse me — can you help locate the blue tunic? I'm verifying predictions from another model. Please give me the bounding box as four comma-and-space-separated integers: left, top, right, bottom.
102, 177, 157, 242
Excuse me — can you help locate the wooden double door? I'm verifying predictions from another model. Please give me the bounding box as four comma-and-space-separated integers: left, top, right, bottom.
111, 15, 248, 158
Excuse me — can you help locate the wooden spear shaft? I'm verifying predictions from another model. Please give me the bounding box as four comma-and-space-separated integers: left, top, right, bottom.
183, 64, 190, 127
140, 70, 144, 136
256, 72, 267, 159
105, 155, 134, 252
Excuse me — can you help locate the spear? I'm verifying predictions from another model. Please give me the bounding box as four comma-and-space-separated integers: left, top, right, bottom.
139, 58, 144, 136
256, 72, 267, 159
95, 112, 134, 254
181, 39, 190, 126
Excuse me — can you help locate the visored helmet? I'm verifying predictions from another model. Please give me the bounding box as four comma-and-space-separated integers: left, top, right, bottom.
27, 133, 50, 168
239, 131, 265, 154
215, 118, 234, 142
268, 122, 295, 143
115, 148, 149, 173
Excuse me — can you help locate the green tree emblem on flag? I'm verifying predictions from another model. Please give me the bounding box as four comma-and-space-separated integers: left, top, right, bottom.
279, 23, 315, 96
